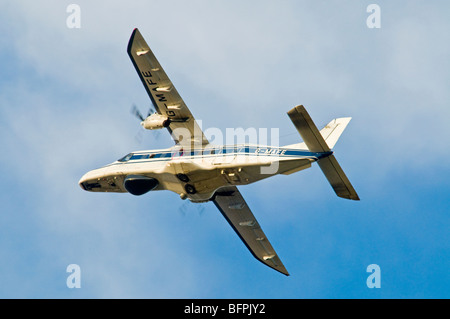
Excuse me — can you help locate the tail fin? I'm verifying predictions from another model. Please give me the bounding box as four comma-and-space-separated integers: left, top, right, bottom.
287, 105, 360, 200
320, 117, 352, 149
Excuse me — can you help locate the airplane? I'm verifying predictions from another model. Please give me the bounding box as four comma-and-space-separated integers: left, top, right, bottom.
79, 28, 360, 276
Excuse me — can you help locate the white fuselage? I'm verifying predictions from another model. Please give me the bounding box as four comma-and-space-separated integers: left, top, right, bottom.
79, 144, 331, 202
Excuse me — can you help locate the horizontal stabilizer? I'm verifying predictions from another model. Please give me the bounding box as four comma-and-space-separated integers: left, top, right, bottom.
285, 109, 352, 150
287, 105, 360, 201
287, 105, 330, 153
318, 155, 360, 200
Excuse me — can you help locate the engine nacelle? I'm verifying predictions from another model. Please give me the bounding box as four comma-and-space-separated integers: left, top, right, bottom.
123, 175, 159, 196
141, 113, 170, 130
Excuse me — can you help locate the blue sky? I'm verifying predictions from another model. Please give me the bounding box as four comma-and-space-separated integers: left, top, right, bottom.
0, 1, 448, 298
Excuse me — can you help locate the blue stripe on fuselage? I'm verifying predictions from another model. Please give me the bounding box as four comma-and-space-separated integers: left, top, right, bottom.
106, 146, 332, 167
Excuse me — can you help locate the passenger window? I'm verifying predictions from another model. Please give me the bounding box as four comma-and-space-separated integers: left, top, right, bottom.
130, 154, 148, 160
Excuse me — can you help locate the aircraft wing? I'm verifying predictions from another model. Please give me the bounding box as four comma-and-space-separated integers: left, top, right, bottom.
213, 186, 289, 276
127, 28, 209, 148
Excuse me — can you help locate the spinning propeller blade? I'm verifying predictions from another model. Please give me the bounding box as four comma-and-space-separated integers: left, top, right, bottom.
131, 104, 145, 121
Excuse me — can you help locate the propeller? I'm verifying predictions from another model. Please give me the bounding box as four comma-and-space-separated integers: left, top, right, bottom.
131, 103, 145, 121
130, 103, 161, 143
146, 106, 156, 117
131, 103, 158, 121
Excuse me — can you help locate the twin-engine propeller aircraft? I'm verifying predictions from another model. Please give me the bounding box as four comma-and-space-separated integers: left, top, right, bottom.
79, 28, 360, 276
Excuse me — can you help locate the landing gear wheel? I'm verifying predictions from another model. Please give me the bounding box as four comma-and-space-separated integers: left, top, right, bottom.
176, 173, 190, 182
185, 184, 196, 194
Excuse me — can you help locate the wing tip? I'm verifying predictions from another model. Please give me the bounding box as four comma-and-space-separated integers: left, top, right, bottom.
279, 268, 290, 276
261, 255, 290, 276
268, 264, 290, 276
127, 28, 141, 54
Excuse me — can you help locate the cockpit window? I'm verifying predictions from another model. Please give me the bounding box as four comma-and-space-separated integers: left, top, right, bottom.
118, 153, 133, 162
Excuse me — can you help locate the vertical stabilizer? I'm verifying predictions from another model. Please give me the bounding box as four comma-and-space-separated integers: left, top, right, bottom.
320, 117, 352, 149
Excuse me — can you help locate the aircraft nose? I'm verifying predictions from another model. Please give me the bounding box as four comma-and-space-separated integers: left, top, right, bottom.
78, 170, 102, 191
79, 182, 86, 190
78, 173, 90, 191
